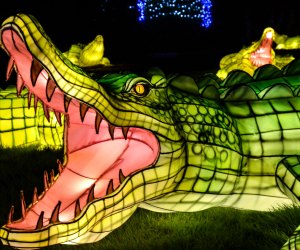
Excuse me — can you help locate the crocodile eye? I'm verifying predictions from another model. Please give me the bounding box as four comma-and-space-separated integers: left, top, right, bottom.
133, 83, 150, 96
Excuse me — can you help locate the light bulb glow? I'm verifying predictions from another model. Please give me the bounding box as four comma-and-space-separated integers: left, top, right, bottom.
135, 0, 213, 28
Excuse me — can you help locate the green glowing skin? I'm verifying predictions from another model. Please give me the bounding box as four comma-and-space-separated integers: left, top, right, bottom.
0, 14, 299, 249
0, 86, 64, 147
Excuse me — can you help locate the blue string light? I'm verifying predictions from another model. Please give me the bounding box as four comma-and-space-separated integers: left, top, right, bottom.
134, 0, 213, 28
137, 0, 146, 22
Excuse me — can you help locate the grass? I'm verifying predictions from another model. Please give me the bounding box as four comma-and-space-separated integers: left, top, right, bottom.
0, 145, 300, 250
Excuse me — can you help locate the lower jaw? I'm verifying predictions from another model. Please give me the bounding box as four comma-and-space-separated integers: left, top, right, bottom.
6, 127, 158, 230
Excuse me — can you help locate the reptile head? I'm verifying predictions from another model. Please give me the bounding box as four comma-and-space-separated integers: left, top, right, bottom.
0, 14, 182, 248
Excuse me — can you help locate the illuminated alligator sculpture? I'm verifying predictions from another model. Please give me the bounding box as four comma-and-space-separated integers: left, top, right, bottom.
1, 14, 300, 249
63, 34, 111, 67
217, 27, 295, 80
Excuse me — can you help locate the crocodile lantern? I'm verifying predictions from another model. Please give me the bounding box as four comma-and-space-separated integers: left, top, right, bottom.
1, 14, 300, 249
216, 27, 296, 80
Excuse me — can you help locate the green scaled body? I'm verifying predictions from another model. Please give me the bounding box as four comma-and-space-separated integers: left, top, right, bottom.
0, 13, 299, 250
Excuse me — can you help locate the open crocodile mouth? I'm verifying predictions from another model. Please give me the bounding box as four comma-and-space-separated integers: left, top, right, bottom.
1, 26, 159, 235
250, 28, 273, 67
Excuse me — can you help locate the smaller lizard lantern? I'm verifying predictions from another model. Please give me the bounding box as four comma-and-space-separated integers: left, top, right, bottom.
63, 34, 111, 67
217, 27, 296, 79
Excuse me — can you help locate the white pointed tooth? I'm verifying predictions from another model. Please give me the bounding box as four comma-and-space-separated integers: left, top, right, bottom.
6, 56, 14, 81
16, 74, 25, 96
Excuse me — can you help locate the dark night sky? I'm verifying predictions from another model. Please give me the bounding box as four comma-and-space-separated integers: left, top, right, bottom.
0, 0, 299, 71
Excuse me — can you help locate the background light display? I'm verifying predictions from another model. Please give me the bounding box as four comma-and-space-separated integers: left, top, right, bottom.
132, 0, 213, 28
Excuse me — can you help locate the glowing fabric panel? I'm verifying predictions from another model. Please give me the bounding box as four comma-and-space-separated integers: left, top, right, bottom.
0, 14, 299, 250
0, 85, 63, 147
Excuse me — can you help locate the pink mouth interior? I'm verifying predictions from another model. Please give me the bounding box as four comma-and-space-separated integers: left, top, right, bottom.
2, 29, 159, 229
250, 30, 273, 67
